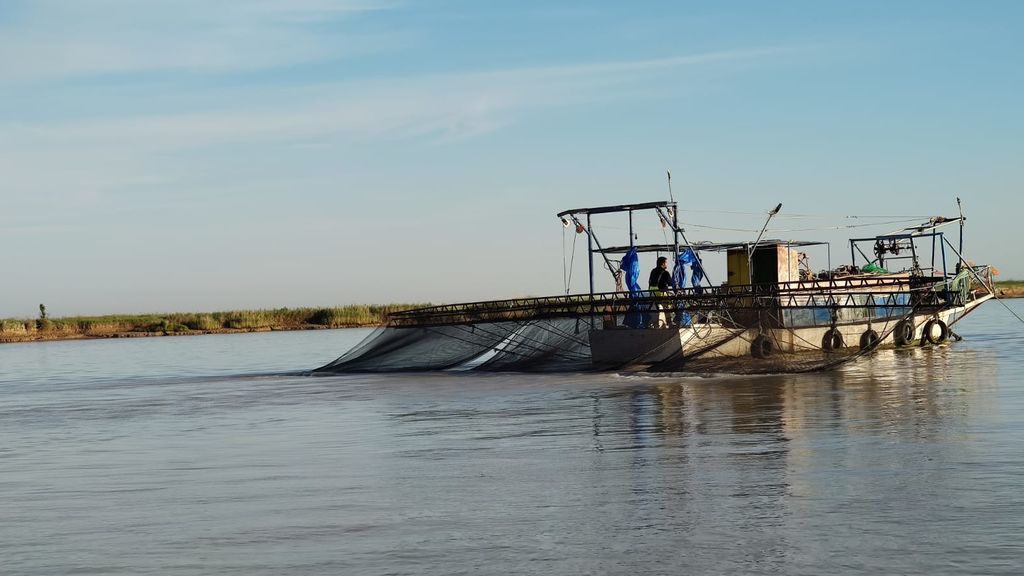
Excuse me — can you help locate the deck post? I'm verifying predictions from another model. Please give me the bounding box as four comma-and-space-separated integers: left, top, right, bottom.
587, 213, 594, 296
672, 203, 680, 282
941, 233, 948, 277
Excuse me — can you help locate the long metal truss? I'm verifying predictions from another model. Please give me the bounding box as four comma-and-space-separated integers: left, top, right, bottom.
386, 270, 991, 329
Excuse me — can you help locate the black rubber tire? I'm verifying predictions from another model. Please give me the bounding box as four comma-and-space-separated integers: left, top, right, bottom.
859, 329, 880, 351
751, 335, 773, 359
821, 328, 845, 351
922, 319, 949, 345
893, 319, 915, 347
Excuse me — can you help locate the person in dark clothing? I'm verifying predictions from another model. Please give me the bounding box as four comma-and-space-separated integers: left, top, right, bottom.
648, 256, 672, 327
648, 256, 671, 293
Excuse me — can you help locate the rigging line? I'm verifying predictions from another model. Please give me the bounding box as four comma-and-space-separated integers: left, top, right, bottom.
681, 208, 933, 219
678, 217, 924, 233
774, 214, 931, 220
991, 294, 1024, 326
681, 223, 760, 233
566, 230, 578, 295
770, 218, 925, 232
941, 237, 1024, 327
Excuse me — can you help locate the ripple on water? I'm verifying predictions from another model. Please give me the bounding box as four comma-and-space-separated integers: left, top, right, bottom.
2, 309, 1024, 575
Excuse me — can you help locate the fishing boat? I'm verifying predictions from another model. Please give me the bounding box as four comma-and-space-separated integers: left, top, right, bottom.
317, 193, 994, 375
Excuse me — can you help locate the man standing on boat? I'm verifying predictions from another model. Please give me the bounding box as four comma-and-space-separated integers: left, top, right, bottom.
648, 256, 672, 328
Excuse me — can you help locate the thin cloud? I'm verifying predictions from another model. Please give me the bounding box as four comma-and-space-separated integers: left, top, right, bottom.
0, 0, 397, 83
4, 47, 785, 149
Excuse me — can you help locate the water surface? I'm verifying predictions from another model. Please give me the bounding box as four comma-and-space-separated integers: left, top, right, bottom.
2, 303, 1023, 575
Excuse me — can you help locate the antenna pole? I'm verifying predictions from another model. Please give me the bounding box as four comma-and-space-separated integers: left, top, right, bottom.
957, 197, 965, 272
748, 203, 783, 284
667, 171, 681, 284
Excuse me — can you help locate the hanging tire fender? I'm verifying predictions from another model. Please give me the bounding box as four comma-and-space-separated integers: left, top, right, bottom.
923, 318, 949, 345
893, 319, 915, 347
859, 329, 880, 351
751, 334, 773, 359
821, 328, 844, 351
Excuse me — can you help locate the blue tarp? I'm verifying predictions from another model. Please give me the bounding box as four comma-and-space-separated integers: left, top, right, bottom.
671, 248, 705, 327
621, 247, 642, 293
620, 247, 644, 328
674, 248, 704, 290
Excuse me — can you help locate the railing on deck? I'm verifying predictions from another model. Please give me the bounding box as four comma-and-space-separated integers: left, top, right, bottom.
385, 274, 976, 328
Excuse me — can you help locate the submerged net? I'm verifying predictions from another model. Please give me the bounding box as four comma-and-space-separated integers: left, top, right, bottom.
315, 317, 599, 374
475, 318, 593, 372
316, 323, 512, 372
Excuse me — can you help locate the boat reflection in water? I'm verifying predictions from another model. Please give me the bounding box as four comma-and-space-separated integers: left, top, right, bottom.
595, 346, 996, 448
565, 346, 1000, 571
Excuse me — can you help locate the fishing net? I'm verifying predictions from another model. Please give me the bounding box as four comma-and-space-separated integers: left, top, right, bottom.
313, 278, 987, 376
315, 323, 512, 372
475, 318, 594, 372
314, 317, 599, 374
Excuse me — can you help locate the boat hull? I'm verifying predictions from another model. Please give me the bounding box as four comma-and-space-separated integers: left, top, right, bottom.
589, 294, 991, 366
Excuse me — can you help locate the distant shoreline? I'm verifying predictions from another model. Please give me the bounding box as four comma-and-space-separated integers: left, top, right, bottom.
0, 324, 376, 344
3, 283, 1021, 345
0, 305, 423, 345
994, 281, 1024, 298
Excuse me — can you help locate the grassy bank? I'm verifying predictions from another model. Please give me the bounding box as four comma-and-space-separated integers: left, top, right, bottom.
0, 304, 429, 343
994, 280, 1024, 297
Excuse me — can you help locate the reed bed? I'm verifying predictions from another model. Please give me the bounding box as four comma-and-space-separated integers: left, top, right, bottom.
0, 304, 429, 338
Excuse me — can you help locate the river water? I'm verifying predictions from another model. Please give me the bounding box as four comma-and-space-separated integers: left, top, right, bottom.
2, 302, 1023, 575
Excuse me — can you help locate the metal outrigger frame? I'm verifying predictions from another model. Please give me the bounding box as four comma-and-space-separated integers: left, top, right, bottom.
557, 200, 687, 296
849, 217, 964, 278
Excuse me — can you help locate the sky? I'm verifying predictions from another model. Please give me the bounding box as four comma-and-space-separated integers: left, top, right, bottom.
1, 0, 1021, 317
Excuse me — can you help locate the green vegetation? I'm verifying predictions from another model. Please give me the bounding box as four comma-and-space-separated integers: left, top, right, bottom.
994, 280, 1024, 297
0, 304, 429, 341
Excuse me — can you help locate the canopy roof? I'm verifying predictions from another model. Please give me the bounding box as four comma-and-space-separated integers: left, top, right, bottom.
556, 201, 674, 218
594, 240, 828, 255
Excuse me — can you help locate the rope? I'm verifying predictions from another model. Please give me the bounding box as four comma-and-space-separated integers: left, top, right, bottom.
940, 237, 1024, 327
983, 290, 1024, 326
679, 218, 924, 234
678, 209, 933, 219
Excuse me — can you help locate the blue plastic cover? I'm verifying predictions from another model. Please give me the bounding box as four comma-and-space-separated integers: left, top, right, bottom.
672, 248, 704, 327
620, 247, 644, 328
673, 248, 704, 289
621, 247, 642, 293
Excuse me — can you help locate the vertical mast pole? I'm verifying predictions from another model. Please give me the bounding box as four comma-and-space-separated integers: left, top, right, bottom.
587, 213, 594, 296
957, 197, 965, 272
668, 171, 680, 284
